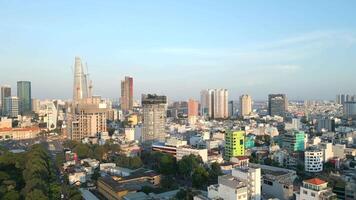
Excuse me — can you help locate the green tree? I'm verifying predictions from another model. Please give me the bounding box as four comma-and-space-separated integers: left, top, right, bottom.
25, 189, 49, 200
158, 154, 176, 175
208, 162, 222, 184
2, 190, 20, 200
73, 143, 90, 159
192, 166, 209, 189
178, 155, 203, 178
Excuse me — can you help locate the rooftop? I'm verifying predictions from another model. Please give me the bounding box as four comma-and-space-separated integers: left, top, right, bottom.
304, 178, 327, 185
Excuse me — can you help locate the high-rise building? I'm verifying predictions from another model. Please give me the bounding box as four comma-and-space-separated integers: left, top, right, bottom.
239, 94, 252, 117
120, 76, 133, 112
31, 98, 41, 114
305, 147, 323, 173
281, 130, 306, 152
17, 81, 32, 115
188, 99, 199, 117
0, 86, 11, 115
200, 89, 228, 119
3, 96, 19, 118
224, 130, 245, 160
70, 96, 108, 141
142, 94, 167, 146
73, 57, 90, 101
228, 100, 235, 117
268, 94, 287, 117
343, 101, 356, 119
39, 101, 58, 130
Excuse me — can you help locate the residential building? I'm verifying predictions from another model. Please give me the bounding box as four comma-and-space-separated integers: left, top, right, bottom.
296, 178, 336, 200
200, 89, 228, 119
208, 175, 248, 200
188, 99, 199, 117
17, 81, 32, 115
120, 76, 133, 112
224, 130, 245, 160
280, 130, 306, 152
142, 94, 167, 146
268, 94, 287, 117
239, 94, 252, 117
343, 101, 356, 119
305, 147, 323, 173
70, 96, 108, 140
0, 127, 40, 140
232, 166, 261, 200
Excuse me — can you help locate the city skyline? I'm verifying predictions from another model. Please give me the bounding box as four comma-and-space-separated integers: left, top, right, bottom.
1, 1, 356, 100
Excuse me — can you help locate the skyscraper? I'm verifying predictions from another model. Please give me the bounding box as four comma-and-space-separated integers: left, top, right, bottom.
0, 85, 11, 115
239, 94, 252, 117
200, 89, 228, 119
268, 94, 287, 117
3, 96, 19, 118
17, 81, 31, 115
73, 57, 89, 101
70, 96, 108, 140
142, 94, 167, 146
188, 99, 199, 117
120, 76, 133, 112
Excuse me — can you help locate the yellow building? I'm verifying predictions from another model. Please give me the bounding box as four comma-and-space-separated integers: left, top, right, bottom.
127, 114, 138, 126
224, 130, 245, 160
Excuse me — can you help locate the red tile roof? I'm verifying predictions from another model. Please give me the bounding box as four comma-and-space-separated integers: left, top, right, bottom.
304, 178, 326, 185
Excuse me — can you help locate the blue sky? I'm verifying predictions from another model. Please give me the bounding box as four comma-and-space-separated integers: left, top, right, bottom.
1, 1, 356, 101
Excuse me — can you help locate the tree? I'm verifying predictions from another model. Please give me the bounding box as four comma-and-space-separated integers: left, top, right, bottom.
2, 190, 20, 200
178, 155, 203, 178
158, 154, 176, 175
129, 156, 143, 169
208, 162, 222, 184
73, 143, 90, 159
192, 166, 209, 189
25, 189, 49, 200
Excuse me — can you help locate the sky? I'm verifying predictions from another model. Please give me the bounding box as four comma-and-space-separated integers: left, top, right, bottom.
0, 1, 356, 101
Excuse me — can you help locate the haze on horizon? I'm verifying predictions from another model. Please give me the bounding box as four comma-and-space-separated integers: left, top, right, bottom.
1, 1, 356, 101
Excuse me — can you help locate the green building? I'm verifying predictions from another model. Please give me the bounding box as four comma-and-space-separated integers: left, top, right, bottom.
245, 135, 255, 149
281, 130, 305, 152
17, 81, 32, 115
224, 130, 245, 161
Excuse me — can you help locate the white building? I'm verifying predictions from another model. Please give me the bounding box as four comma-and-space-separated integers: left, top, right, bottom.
176, 146, 208, 163
232, 166, 261, 200
295, 178, 336, 200
208, 175, 248, 200
69, 172, 86, 185
305, 147, 323, 173
39, 101, 58, 130
124, 128, 135, 142
319, 143, 333, 162
239, 95, 252, 117
200, 89, 228, 119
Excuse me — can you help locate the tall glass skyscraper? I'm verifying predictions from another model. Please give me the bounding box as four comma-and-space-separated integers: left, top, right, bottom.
17, 81, 32, 115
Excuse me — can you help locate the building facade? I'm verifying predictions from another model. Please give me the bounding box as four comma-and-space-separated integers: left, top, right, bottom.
3, 97, 19, 118
17, 81, 32, 115
296, 178, 336, 200
70, 97, 108, 141
121, 76, 133, 112
305, 147, 323, 173
224, 130, 245, 160
0, 86, 11, 115
200, 89, 228, 119
268, 94, 287, 117
343, 101, 356, 119
281, 130, 305, 152
232, 166, 261, 200
239, 94, 252, 117
142, 94, 167, 145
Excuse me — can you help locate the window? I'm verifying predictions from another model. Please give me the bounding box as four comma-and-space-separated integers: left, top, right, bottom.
311, 192, 315, 197
303, 190, 308, 195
